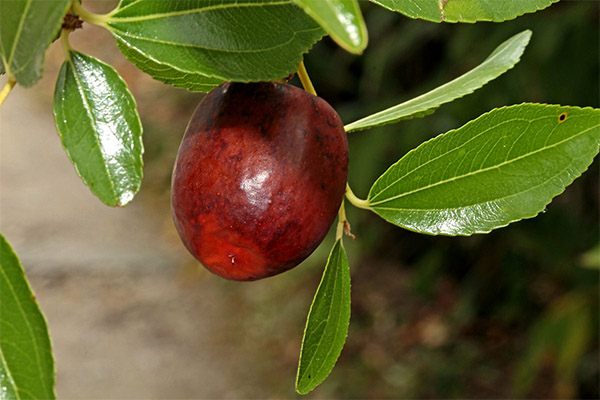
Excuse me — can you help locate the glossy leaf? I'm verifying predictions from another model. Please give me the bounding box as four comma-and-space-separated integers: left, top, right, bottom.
345, 30, 531, 132
369, 0, 558, 23
292, 0, 367, 54
0, 0, 70, 86
296, 239, 350, 395
0, 233, 55, 400
53, 50, 143, 207
107, 0, 325, 83
115, 39, 223, 92
368, 104, 600, 236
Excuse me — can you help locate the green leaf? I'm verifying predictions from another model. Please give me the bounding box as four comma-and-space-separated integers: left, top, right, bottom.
369, 0, 559, 23
53, 50, 143, 207
0, 233, 55, 400
292, 0, 367, 54
345, 30, 531, 132
367, 104, 600, 236
0, 0, 70, 86
107, 0, 325, 83
115, 39, 224, 92
296, 239, 351, 395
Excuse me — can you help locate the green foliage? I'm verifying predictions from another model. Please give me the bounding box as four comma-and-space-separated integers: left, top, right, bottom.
107, 0, 325, 84
369, 0, 559, 22
0, 234, 55, 400
292, 0, 367, 54
368, 104, 600, 235
296, 240, 351, 394
0, 0, 70, 86
115, 39, 224, 93
53, 50, 143, 207
345, 30, 531, 132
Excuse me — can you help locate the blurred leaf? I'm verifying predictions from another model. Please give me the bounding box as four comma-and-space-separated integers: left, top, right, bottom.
513, 293, 592, 397
367, 104, 600, 236
53, 50, 143, 207
579, 244, 600, 269
115, 39, 224, 92
0, 233, 55, 400
292, 0, 367, 54
345, 30, 531, 132
369, 0, 558, 23
296, 239, 351, 395
0, 0, 70, 86
107, 0, 325, 83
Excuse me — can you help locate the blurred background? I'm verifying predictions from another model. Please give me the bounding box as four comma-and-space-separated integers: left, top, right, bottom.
0, 0, 598, 398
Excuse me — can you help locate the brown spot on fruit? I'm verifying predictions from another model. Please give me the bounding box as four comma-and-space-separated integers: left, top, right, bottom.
171, 82, 349, 281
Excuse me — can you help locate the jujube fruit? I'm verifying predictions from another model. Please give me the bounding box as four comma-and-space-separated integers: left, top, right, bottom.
171, 81, 349, 281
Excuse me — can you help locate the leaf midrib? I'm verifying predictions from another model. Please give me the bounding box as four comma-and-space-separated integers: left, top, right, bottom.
369, 115, 526, 202
0, 346, 19, 400
344, 31, 528, 131
109, 0, 292, 23
111, 25, 322, 55
66, 53, 118, 201
298, 243, 345, 390
0, 254, 48, 398
2, 0, 32, 77
373, 154, 585, 213
369, 122, 597, 206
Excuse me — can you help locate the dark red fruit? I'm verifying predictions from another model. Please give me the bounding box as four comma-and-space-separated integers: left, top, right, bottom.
171, 82, 349, 281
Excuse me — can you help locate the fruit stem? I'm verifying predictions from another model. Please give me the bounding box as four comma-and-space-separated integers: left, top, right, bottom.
336, 201, 346, 240
60, 29, 73, 60
297, 61, 317, 96
0, 78, 16, 108
71, 0, 110, 28
345, 183, 370, 209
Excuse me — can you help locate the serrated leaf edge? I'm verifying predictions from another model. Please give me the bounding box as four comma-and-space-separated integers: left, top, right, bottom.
296, 239, 350, 394
115, 38, 222, 92
368, 103, 600, 236
345, 30, 531, 132
0, 234, 56, 399
2, 0, 70, 86
292, 0, 368, 54
368, 0, 559, 23
53, 51, 144, 207
106, 1, 325, 82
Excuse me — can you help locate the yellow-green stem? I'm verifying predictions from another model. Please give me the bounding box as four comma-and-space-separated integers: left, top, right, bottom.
71, 0, 110, 28
335, 200, 347, 241
0, 79, 16, 108
345, 183, 370, 209
60, 29, 72, 60
297, 61, 316, 96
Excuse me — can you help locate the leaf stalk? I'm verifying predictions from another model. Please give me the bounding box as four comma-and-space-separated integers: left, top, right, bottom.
297, 61, 316, 96
0, 79, 16, 108
60, 30, 73, 60
335, 201, 346, 240
71, 0, 110, 28
345, 183, 370, 209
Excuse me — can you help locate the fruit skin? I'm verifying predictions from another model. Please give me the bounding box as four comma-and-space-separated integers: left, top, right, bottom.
171, 82, 349, 281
